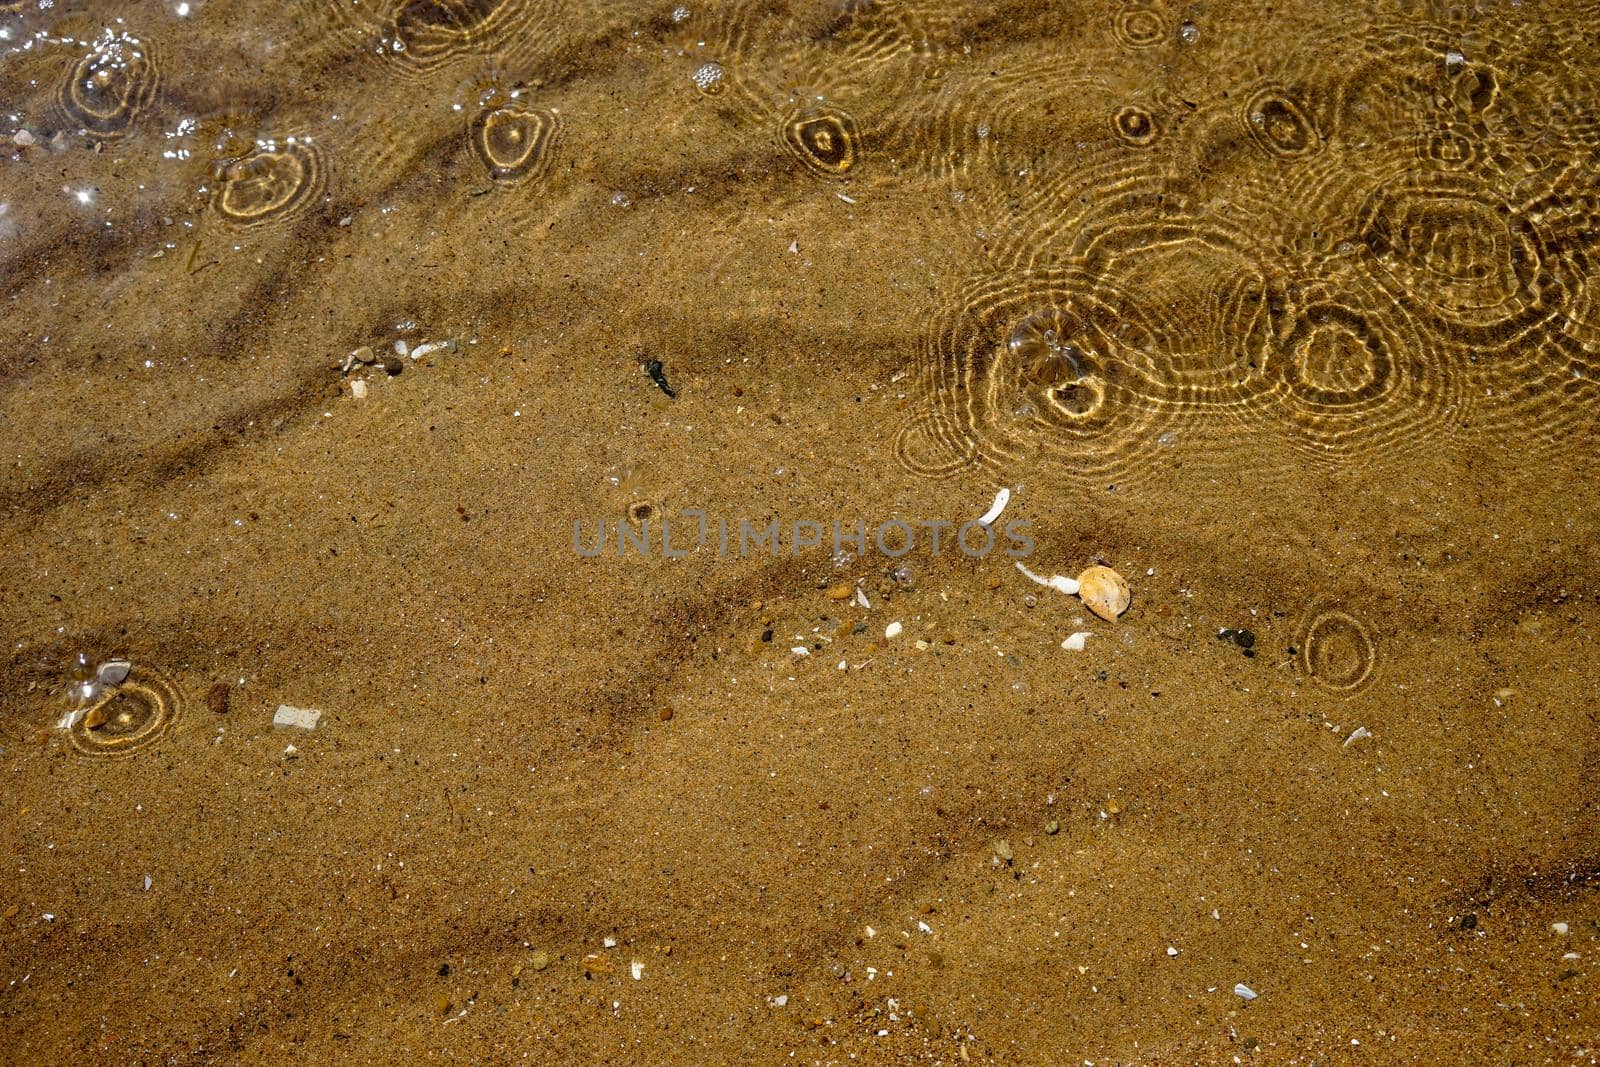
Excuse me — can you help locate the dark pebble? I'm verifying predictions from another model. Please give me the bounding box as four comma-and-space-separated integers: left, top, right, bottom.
206, 682, 231, 715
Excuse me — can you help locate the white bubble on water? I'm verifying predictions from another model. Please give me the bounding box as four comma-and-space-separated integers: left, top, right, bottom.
692, 61, 725, 95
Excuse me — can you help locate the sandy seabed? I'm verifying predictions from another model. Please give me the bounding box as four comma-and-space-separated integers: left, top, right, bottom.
1, 0, 1597, 1062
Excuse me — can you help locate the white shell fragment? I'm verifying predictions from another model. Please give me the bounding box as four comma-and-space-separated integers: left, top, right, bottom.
1343, 726, 1372, 748
349, 378, 368, 400
630, 960, 644, 981
884, 621, 904, 640
1015, 561, 1079, 596
1061, 632, 1092, 651
273, 704, 322, 730
96, 659, 132, 686
1234, 983, 1258, 1001
977, 487, 1011, 526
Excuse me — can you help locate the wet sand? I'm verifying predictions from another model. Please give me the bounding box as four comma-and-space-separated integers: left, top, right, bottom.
1, 0, 1598, 1062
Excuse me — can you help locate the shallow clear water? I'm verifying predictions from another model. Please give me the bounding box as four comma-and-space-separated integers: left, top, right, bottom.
1, 0, 1597, 1061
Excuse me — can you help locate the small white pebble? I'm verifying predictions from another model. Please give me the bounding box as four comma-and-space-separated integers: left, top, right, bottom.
349, 379, 368, 400
142, 874, 152, 892
1553, 922, 1569, 936
772, 994, 788, 1007
603, 936, 617, 948
791, 646, 810, 656
1061, 632, 1091, 652
1166, 946, 1179, 957
884, 622, 903, 640
630, 960, 643, 981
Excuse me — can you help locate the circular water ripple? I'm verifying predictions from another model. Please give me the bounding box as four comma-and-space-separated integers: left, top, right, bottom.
1261, 260, 1465, 464
1296, 602, 1377, 692
292, 0, 557, 77
780, 105, 860, 178
1243, 86, 1320, 159
470, 103, 558, 182
892, 411, 979, 479
916, 268, 1195, 487
58, 30, 160, 138
1113, 105, 1159, 146
69, 667, 183, 759
213, 139, 327, 226
1356, 174, 1561, 352
1112, 6, 1169, 48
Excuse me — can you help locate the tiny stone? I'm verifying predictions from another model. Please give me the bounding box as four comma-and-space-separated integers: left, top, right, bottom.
351, 345, 377, 364
1234, 983, 1258, 1000
1553, 922, 1569, 936
13, 129, 36, 147
1043, 819, 1059, 835
530, 950, 551, 971
884, 621, 903, 640
992, 838, 1014, 863
350, 379, 368, 400
206, 682, 231, 715
659, 706, 673, 722
380, 355, 404, 376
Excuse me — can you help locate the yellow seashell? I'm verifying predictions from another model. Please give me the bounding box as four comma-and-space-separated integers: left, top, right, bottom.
1077, 565, 1131, 622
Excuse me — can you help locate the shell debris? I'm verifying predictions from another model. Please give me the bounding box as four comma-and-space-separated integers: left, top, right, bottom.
977, 487, 1011, 526
1077, 565, 1131, 622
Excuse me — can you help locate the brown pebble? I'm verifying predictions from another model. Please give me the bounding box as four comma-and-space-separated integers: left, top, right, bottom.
206, 682, 231, 715
435, 993, 452, 1016
380, 355, 404, 376
581, 953, 614, 976
986, 576, 1002, 590
352, 345, 377, 364
83, 703, 110, 730
659, 706, 673, 722
826, 583, 853, 601
3, 903, 19, 919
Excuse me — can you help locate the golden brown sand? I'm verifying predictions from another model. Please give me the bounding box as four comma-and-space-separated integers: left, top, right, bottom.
2, 0, 1598, 1062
